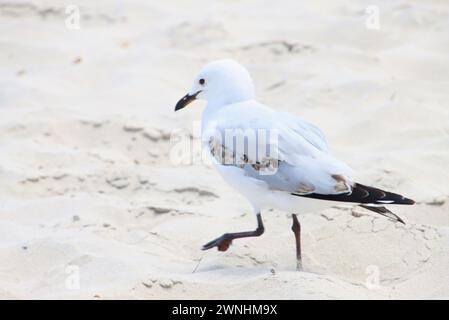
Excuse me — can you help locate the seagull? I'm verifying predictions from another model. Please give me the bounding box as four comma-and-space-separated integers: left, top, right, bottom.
175, 59, 414, 270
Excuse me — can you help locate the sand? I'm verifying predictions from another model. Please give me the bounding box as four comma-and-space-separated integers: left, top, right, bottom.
0, 0, 448, 299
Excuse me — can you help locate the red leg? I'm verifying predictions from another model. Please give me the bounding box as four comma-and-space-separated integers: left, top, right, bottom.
202, 214, 264, 251
291, 214, 302, 270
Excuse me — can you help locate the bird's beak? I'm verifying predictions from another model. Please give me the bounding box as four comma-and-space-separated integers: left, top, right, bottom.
174, 91, 200, 111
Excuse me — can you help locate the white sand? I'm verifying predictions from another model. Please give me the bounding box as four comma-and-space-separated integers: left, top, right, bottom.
0, 0, 449, 299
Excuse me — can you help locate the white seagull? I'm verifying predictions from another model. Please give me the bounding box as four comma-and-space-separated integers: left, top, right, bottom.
175, 59, 414, 270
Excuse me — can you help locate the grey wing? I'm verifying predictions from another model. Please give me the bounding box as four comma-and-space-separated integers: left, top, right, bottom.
240, 161, 317, 193
204, 106, 352, 195
281, 112, 329, 153
207, 133, 351, 196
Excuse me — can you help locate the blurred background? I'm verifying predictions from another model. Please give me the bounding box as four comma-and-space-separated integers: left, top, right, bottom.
0, 0, 448, 299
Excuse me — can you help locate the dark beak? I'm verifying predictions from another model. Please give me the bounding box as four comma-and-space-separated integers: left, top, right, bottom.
174, 91, 200, 111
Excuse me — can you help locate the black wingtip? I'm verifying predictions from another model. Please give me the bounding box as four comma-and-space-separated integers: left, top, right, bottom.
393, 196, 415, 205
293, 183, 416, 206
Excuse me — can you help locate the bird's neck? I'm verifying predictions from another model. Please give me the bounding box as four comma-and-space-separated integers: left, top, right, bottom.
200, 101, 222, 133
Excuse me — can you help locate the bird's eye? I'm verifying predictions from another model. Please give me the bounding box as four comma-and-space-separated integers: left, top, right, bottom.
199, 78, 205, 85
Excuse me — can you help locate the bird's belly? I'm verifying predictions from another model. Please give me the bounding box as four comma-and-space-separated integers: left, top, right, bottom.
213, 163, 335, 214
214, 164, 268, 206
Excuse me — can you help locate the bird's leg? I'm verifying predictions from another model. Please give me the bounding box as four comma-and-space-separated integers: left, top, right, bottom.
291, 214, 303, 271
202, 213, 264, 252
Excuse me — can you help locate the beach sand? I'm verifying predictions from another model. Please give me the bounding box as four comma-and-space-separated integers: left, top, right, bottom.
0, 0, 449, 299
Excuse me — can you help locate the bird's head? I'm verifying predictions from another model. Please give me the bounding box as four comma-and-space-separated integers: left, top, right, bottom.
175, 59, 255, 111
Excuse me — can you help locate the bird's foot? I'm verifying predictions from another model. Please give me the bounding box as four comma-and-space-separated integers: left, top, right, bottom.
202, 234, 233, 252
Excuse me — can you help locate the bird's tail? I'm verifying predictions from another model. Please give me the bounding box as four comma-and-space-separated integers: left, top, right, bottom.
359, 204, 405, 224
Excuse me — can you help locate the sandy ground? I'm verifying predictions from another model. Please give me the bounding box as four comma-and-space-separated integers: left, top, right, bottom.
1, 0, 449, 299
